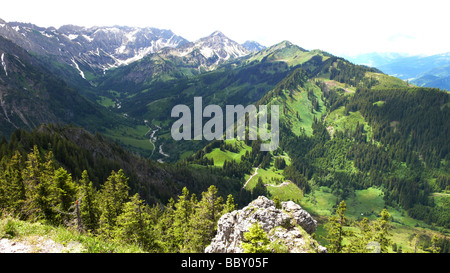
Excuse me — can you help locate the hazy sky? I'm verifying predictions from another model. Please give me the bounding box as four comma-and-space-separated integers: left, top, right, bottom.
1, 0, 448, 56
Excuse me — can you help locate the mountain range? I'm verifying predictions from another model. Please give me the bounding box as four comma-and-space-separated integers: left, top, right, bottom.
0, 19, 266, 77
0, 19, 188, 73
345, 51, 450, 91
0, 18, 268, 155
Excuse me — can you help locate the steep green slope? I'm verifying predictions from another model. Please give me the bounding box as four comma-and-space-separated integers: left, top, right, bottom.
241, 41, 333, 69
258, 68, 326, 136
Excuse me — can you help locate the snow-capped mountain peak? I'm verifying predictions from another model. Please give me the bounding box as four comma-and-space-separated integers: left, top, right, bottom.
194, 31, 250, 61
154, 30, 251, 71
0, 20, 254, 77
210, 30, 225, 37
0, 20, 189, 73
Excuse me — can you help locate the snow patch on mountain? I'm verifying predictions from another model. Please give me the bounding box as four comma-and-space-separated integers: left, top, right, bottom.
116, 47, 155, 66
125, 28, 139, 43
200, 47, 214, 58
39, 31, 54, 38
195, 31, 249, 60
1, 53, 7, 76
71, 58, 85, 79
82, 34, 93, 42
66, 34, 79, 40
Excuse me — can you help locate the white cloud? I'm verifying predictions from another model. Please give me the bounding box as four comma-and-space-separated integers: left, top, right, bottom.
1, 0, 448, 56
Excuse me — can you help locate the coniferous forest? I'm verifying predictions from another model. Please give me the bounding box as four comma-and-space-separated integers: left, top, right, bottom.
0, 128, 244, 253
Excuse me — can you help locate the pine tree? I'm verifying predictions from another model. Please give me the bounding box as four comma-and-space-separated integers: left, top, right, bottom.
346, 217, 373, 253
427, 235, 441, 253
54, 167, 77, 213
323, 200, 352, 253
79, 170, 99, 232
373, 209, 392, 253
411, 234, 420, 253
22, 146, 44, 219
0, 151, 25, 216
98, 169, 130, 237
115, 193, 154, 250
253, 177, 267, 197
22, 146, 56, 223
187, 185, 223, 252
223, 194, 237, 214
173, 187, 194, 250
241, 222, 271, 253
276, 157, 286, 170
154, 198, 176, 252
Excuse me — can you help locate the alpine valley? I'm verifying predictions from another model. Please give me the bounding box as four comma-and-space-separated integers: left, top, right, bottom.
0, 18, 449, 254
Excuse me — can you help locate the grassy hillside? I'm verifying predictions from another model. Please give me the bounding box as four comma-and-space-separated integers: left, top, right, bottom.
0, 217, 145, 253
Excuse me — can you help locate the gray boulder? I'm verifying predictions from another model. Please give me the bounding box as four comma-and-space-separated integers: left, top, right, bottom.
205, 196, 327, 253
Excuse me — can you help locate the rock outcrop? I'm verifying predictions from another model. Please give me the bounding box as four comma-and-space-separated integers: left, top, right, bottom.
205, 196, 327, 253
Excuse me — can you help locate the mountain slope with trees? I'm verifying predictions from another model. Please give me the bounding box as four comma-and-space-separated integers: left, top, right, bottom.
0, 20, 449, 253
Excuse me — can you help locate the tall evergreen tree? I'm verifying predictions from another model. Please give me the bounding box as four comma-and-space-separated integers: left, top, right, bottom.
223, 194, 237, 214
273, 196, 282, 209
346, 217, 373, 253
253, 177, 267, 197
427, 235, 441, 253
54, 167, 77, 214
173, 187, 194, 251
323, 200, 352, 253
115, 193, 154, 250
0, 151, 25, 216
373, 209, 392, 253
98, 169, 130, 237
22, 146, 56, 223
187, 185, 223, 252
154, 198, 176, 252
79, 170, 100, 232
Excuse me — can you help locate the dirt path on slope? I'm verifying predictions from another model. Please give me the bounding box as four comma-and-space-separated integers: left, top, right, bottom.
0, 236, 83, 253
265, 181, 292, 188
242, 165, 260, 189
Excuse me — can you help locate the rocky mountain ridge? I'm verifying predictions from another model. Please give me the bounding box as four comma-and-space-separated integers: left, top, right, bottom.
147, 30, 251, 72
0, 18, 189, 74
92, 30, 256, 89
205, 196, 326, 253
0, 19, 260, 78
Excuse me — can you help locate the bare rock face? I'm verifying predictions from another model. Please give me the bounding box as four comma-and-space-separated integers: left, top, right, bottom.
205, 196, 327, 253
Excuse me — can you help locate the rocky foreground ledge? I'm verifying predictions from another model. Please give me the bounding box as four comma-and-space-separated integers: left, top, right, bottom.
205, 196, 327, 253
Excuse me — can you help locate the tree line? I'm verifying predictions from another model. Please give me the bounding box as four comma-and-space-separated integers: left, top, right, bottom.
0, 145, 237, 252
323, 200, 445, 253
0, 124, 255, 208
